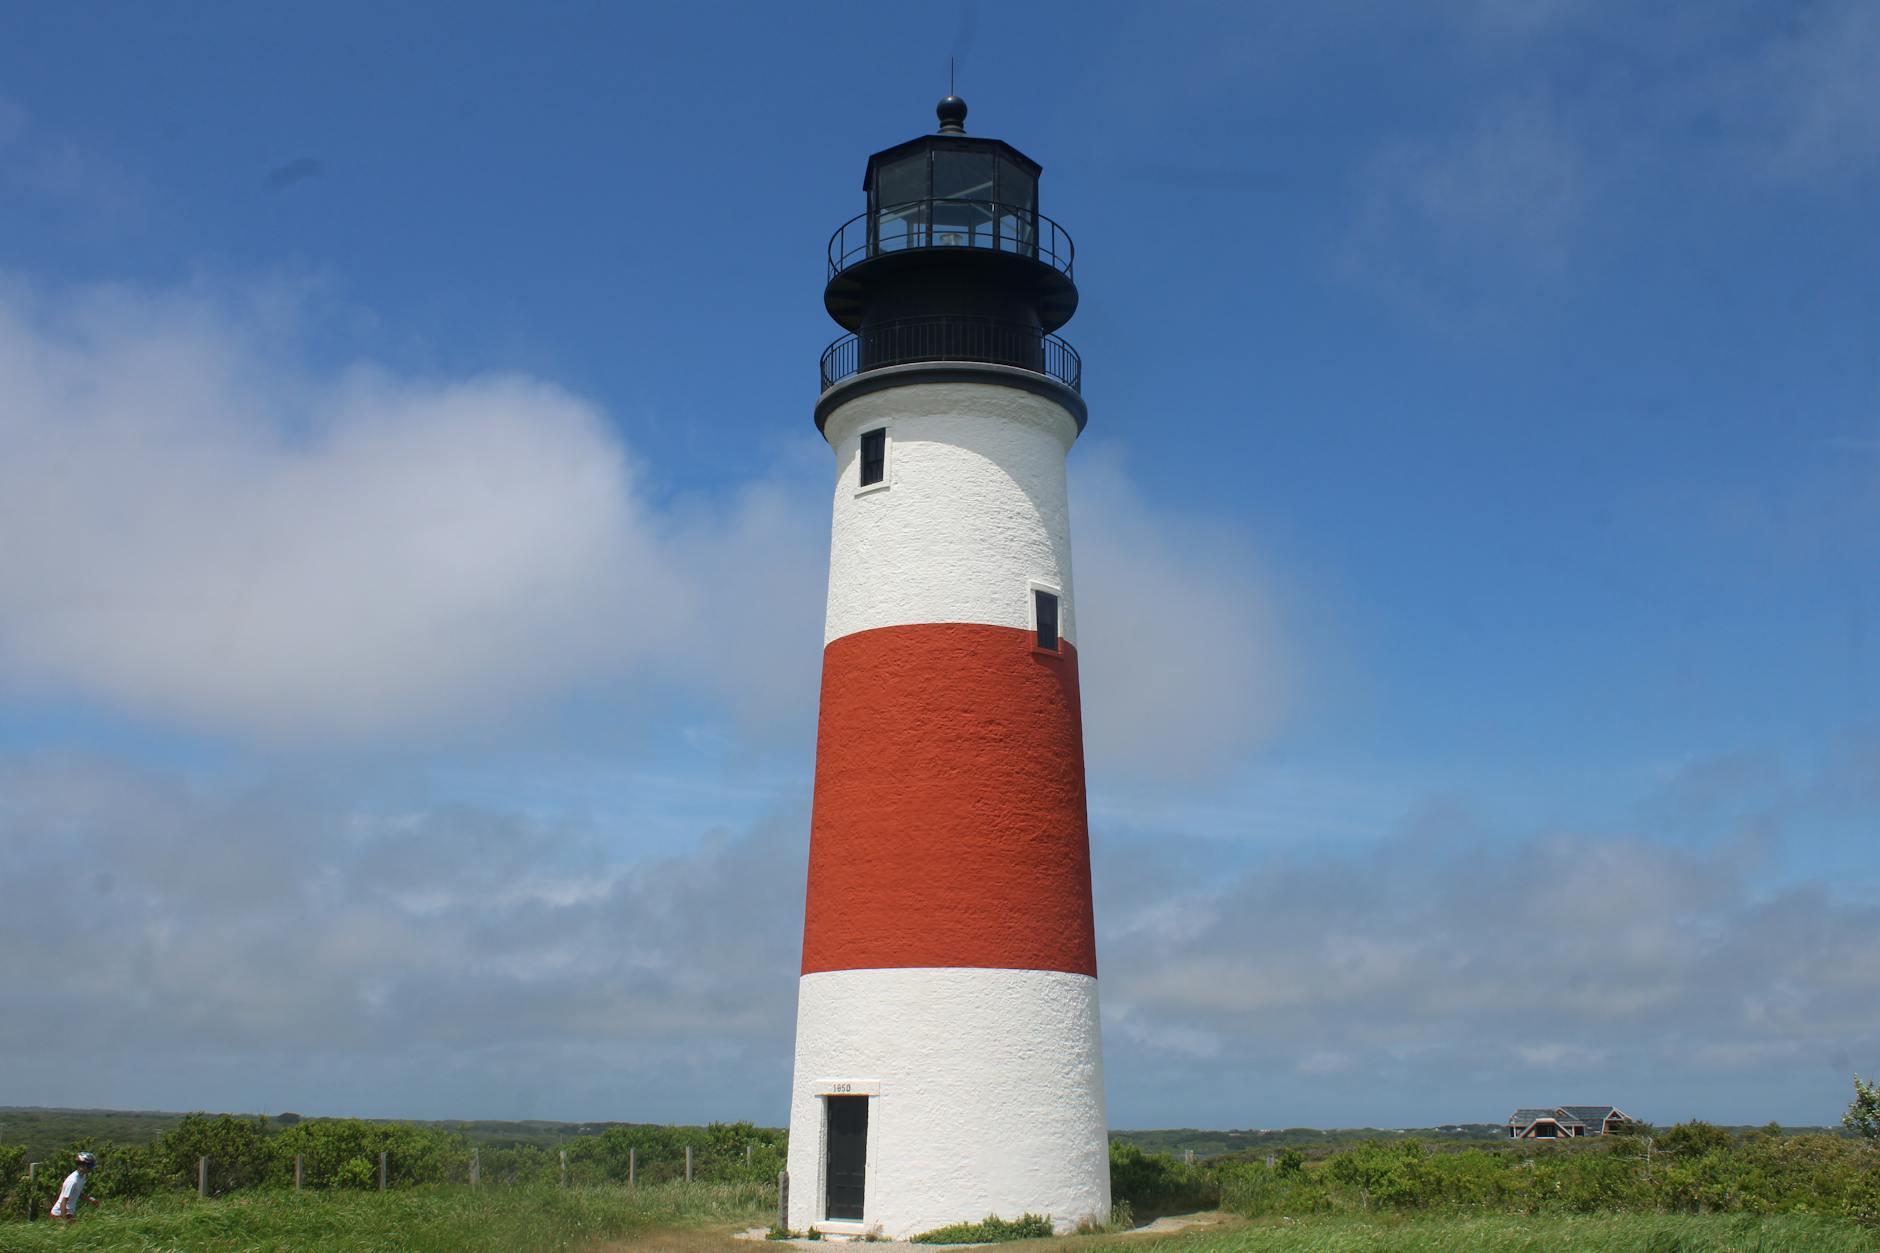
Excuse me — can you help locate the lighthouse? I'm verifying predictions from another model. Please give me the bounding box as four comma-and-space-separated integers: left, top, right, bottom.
784, 97, 1108, 1238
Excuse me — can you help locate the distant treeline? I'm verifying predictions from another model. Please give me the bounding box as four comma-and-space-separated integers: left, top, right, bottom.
16, 1106, 1846, 1163
1111, 1126, 1508, 1156
1, 1113, 784, 1220
0, 1108, 773, 1159
1109, 1123, 1859, 1158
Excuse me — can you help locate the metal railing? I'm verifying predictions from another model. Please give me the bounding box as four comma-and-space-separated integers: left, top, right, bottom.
828, 200, 1074, 280
819, 316, 1081, 394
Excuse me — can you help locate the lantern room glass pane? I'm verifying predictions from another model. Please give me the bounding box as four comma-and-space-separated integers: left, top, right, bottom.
996, 159, 1036, 255
874, 154, 928, 254
997, 159, 1035, 212
932, 196, 994, 247
933, 150, 995, 201
876, 154, 927, 209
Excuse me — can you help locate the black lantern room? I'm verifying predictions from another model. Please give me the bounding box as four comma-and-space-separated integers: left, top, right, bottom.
818, 97, 1082, 425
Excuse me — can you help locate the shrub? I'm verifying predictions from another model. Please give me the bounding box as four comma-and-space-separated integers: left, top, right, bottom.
0, 1144, 28, 1217
1846, 1075, 1880, 1143
561, 1121, 784, 1186
472, 1143, 557, 1186
268, 1118, 465, 1188
1217, 1158, 1331, 1218
1540, 1146, 1651, 1213
331, 1156, 377, 1190
1107, 1140, 1217, 1213
153, 1113, 271, 1192
1658, 1121, 1734, 1159
910, 1213, 1054, 1243
87, 1142, 169, 1200
1323, 1139, 1439, 1209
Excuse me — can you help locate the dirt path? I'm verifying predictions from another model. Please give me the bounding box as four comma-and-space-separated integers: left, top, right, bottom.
590, 1212, 1238, 1252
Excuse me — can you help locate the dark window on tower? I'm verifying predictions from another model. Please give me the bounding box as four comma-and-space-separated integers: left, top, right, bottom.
859, 429, 887, 487
1034, 589, 1060, 652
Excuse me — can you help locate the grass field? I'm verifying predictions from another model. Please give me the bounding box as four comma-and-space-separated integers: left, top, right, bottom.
1054, 1213, 1880, 1252
4, 1190, 1878, 1253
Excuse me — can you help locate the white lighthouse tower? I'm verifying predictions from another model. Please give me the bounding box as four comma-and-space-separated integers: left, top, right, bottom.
784, 97, 1108, 1238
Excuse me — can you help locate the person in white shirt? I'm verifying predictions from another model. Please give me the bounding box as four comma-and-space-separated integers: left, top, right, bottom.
50, 1151, 99, 1220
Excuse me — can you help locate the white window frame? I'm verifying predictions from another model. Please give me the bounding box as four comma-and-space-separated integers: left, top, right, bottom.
856, 425, 891, 496
1028, 579, 1063, 652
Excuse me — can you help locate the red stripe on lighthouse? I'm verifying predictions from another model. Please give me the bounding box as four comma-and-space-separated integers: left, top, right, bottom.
801, 622, 1097, 977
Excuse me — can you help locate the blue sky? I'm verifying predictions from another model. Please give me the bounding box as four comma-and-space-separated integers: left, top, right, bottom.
1, 1, 1876, 1131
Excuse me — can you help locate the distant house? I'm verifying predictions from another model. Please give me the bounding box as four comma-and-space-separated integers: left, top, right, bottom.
1506, 1106, 1633, 1139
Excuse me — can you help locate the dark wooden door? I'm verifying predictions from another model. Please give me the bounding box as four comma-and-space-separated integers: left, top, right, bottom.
824, 1096, 868, 1221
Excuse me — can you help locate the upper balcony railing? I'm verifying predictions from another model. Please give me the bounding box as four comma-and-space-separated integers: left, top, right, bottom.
828, 199, 1075, 281
820, 316, 1081, 395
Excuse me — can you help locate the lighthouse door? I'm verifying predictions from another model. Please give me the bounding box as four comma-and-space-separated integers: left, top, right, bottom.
824, 1096, 869, 1220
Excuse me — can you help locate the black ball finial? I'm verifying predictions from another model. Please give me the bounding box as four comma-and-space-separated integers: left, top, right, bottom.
936, 95, 968, 135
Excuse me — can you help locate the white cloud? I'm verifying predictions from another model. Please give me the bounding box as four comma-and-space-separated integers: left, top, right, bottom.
0, 755, 806, 1120
1746, 0, 1880, 179
0, 276, 826, 741
1343, 95, 1589, 317
1090, 792, 1880, 1124
1072, 448, 1290, 780
1514, 1043, 1608, 1069
5, 741, 1876, 1125
0, 97, 147, 239
0, 97, 24, 148
1296, 1050, 1356, 1077
0, 274, 1291, 766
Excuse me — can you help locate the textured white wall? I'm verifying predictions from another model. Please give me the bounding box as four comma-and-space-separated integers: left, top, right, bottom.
821, 382, 1082, 647
785, 967, 1110, 1237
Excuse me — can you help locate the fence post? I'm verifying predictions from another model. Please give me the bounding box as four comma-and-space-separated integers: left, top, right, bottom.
1265, 1154, 1276, 1170
777, 1170, 789, 1232
1184, 1149, 1195, 1164
470, 1149, 480, 1187
379, 1151, 387, 1191
685, 1144, 694, 1183
199, 1156, 209, 1197
295, 1153, 304, 1191
628, 1147, 636, 1187
26, 1162, 35, 1222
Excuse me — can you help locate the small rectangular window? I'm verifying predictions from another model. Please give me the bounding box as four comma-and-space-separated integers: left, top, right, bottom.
1034, 589, 1059, 652
859, 429, 886, 487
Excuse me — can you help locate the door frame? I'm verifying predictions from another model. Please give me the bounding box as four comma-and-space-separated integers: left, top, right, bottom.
811, 1078, 881, 1233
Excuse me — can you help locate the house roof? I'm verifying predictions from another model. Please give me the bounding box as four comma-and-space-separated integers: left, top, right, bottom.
1509, 1108, 1566, 1124
1558, 1106, 1620, 1124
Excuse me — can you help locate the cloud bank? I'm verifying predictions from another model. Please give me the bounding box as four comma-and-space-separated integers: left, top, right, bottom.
0, 755, 804, 1121
0, 270, 1299, 1119
5, 746, 1876, 1127
0, 279, 817, 739
0, 276, 1281, 770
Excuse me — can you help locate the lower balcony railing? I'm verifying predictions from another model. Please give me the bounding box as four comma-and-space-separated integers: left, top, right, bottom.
820, 317, 1081, 394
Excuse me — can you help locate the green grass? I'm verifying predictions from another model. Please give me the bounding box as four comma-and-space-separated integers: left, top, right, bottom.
6, 1192, 1876, 1253
0, 1180, 773, 1252
1073, 1213, 1880, 1252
